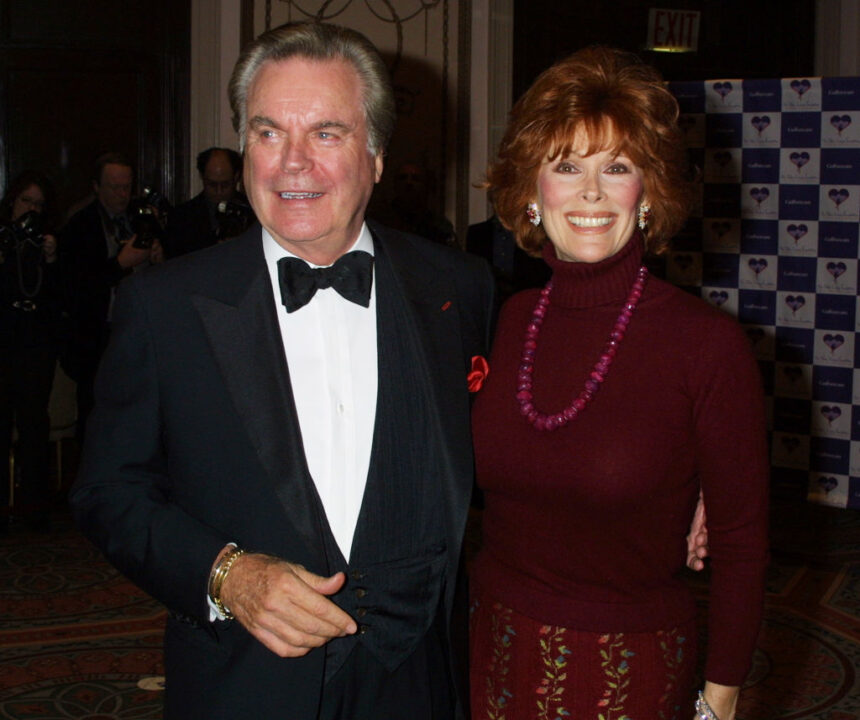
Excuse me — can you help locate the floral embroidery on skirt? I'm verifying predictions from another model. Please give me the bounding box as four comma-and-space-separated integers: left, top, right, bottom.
470, 595, 697, 720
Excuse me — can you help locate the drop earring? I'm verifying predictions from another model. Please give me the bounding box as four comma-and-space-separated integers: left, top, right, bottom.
638, 203, 651, 231
526, 202, 542, 227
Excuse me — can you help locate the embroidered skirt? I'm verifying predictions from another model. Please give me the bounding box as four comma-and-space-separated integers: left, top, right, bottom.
469, 593, 698, 720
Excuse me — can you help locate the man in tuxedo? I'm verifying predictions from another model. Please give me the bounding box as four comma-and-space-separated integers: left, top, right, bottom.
69, 21, 494, 720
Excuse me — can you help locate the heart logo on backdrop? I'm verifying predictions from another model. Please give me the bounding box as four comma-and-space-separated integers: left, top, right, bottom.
751, 115, 771, 134
786, 224, 808, 242
713, 81, 733, 100
674, 254, 693, 271
785, 295, 805, 313
823, 333, 845, 352
828, 188, 850, 208
821, 406, 842, 424
745, 327, 765, 346
789, 151, 811, 170
790, 78, 812, 97
780, 435, 800, 452
750, 187, 770, 206
817, 476, 838, 493
826, 261, 847, 281
708, 290, 729, 307
830, 114, 852, 134
748, 258, 768, 276
713, 150, 732, 167
711, 221, 731, 238
782, 366, 802, 383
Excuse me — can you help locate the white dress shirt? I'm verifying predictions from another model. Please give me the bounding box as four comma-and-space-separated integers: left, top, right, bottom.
262, 225, 378, 561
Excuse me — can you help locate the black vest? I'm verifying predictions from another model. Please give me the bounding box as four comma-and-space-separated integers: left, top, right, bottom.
312, 239, 449, 682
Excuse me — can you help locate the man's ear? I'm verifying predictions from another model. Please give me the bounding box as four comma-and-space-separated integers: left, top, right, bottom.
374, 153, 384, 184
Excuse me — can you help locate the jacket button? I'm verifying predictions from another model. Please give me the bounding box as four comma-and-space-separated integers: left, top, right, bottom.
355, 588, 367, 598
356, 607, 367, 618
358, 624, 369, 635
350, 570, 364, 581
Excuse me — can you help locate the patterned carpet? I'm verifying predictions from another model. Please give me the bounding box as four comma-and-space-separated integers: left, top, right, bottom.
0, 513, 166, 719
0, 497, 857, 719
729, 499, 860, 719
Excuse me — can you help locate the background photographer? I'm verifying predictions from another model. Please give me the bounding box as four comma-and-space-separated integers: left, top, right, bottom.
164, 146, 255, 259
60, 152, 163, 442
0, 170, 66, 532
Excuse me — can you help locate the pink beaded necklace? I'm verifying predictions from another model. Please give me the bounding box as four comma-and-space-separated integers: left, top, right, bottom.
516, 265, 648, 431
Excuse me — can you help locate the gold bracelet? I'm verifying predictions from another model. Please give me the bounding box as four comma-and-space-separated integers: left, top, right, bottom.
208, 547, 246, 620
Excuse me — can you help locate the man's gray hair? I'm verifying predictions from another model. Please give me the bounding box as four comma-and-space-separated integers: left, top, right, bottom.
229, 22, 396, 155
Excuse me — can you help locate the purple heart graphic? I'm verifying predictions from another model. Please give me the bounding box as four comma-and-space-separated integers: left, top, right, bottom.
780, 435, 800, 452
674, 254, 693, 271
821, 405, 842, 424
751, 115, 771, 134
828, 188, 850, 207
745, 327, 765, 346
748, 258, 768, 276
823, 333, 845, 352
708, 290, 729, 307
711, 221, 731, 238
826, 261, 847, 281
789, 151, 811, 170
790, 79, 812, 97
831, 114, 851, 134
785, 295, 805, 313
713, 81, 733, 100
713, 150, 732, 168
817, 476, 838, 493
782, 366, 802, 383
786, 224, 808, 242
750, 187, 770, 206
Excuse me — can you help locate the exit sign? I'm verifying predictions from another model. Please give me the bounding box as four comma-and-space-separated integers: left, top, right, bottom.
646, 8, 700, 52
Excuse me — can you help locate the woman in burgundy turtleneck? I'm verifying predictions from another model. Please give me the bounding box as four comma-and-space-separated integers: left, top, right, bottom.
470, 47, 768, 720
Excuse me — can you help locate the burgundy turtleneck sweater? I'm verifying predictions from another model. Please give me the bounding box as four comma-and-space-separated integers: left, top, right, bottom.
471, 233, 769, 686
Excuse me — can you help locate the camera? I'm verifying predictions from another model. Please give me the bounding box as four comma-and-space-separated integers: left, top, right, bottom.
126, 186, 171, 249
215, 199, 255, 240
0, 210, 45, 254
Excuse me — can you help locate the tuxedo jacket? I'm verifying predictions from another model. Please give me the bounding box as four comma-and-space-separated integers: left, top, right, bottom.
163, 192, 216, 259
69, 221, 495, 718
59, 201, 128, 375
465, 217, 550, 302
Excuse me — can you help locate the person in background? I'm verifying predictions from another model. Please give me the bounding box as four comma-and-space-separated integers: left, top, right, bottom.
466, 214, 550, 302
469, 46, 769, 720
0, 171, 66, 532
60, 152, 163, 441
164, 147, 255, 258
370, 161, 456, 247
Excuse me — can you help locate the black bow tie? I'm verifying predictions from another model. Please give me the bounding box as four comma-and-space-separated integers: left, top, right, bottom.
277, 250, 374, 313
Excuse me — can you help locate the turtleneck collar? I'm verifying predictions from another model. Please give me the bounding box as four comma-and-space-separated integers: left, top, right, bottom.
541, 231, 646, 309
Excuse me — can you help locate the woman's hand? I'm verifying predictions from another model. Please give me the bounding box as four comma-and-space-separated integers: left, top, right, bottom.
694, 681, 739, 720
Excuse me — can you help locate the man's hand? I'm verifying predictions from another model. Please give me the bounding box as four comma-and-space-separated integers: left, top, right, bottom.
221, 553, 357, 657
116, 238, 152, 269
42, 234, 58, 263
148, 239, 164, 265
686, 491, 708, 571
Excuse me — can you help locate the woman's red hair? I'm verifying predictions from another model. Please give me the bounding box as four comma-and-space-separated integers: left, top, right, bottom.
487, 46, 692, 256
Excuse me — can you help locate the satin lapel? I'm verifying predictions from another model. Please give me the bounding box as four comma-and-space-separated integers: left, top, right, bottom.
370, 226, 473, 564
190, 233, 326, 568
